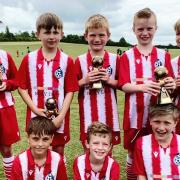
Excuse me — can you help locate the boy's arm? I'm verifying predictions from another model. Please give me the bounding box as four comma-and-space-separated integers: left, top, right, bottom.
57, 156, 68, 180
52, 92, 73, 128
18, 87, 46, 117
137, 175, 147, 180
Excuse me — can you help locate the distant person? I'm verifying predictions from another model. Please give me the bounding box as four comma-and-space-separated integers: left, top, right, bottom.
73, 122, 120, 179
0, 49, 20, 179
171, 18, 180, 134
16, 50, 19, 57
75, 14, 121, 151
18, 12, 79, 156
133, 104, 180, 179
118, 8, 175, 179
117, 48, 122, 55
26, 46, 31, 53
11, 116, 68, 180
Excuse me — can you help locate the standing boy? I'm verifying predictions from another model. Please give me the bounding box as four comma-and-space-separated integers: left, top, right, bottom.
18, 13, 79, 155
171, 18, 180, 134
118, 8, 175, 179
133, 104, 180, 179
11, 116, 68, 180
73, 122, 120, 179
0, 49, 20, 179
75, 14, 120, 150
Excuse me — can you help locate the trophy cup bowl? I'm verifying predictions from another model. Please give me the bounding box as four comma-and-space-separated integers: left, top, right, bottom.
45, 97, 59, 119
154, 66, 172, 105
91, 56, 103, 89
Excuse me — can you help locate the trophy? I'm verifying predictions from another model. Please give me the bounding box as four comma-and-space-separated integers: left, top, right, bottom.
91, 56, 103, 89
45, 97, 59, 120
0, 63, 3, 85
154, 66, 172, 104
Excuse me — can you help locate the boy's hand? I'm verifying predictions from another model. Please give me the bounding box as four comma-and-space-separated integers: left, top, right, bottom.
140, 81, 161, 96
175, 76, 180, 88
85, 69, 102, 84
52, 115, 64, 128
0, 82, 7, 91
99, 68, 110, 83
164, 77, 176, 90
33, 108, 46, 117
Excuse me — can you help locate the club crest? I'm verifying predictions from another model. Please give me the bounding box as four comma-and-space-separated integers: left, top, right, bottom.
54, 67, 63, 79
154, 59, 162, 68
45, 172, 54, 180
106, 66, 112, 75
0, 64, 5, 74
174, 153, 180, 166
153, 151, 158, 158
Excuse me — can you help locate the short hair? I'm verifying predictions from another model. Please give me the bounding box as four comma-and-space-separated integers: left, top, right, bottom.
149, 104, 180, 122
133, 8, 157, 27
174, 19, 180, 34
87, 122, 112, 144
85, 14, 110, 34
27, 116, 56, 136
36, 12, 63, 33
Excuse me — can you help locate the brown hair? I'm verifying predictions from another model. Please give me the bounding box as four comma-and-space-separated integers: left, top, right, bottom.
174, 19, 180, 34
133, 8, 157, 27
149, 104, 180, 122
36, 12, 63, 33
27, 116, 56, 137
87, 122, 112, 143
85, 14, 110, 34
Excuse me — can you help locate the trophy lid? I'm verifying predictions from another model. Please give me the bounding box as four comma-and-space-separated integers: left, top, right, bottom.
92, 56, 103, 68
45, 98, 57, 110
154, 66, 168, 80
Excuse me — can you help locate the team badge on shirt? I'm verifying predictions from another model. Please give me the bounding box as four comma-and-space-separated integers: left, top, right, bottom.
154, 59, 162, 68
106, 65, 113, 75
45, 172, 54, 180
174, 153, 180, 166
54, 67, 63, 79
0, 63, 5, 74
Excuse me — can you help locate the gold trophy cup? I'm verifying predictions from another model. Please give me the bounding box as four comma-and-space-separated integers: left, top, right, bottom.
154, 66, 172, 105
45, 97, 59, 120
91, 56, 103, 89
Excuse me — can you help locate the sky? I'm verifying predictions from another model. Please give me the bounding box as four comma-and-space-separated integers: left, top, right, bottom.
0, 0, 179, 45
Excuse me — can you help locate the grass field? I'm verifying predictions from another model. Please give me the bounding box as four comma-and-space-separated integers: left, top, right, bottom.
0, 41, 179, 180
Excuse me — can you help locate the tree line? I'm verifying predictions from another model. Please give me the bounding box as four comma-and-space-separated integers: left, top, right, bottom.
0, 26, 178, 49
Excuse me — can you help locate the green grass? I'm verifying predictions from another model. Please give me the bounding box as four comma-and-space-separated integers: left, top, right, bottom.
0, 42, 179, 180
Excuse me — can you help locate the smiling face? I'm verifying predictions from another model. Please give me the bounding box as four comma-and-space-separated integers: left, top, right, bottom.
86, 133, 111, 162
133, 16, 157, 46
28, 133, 53, 158
150, 115, 177, 144
36, 27, 63, 51
84, 27, 110, 55
176, 31, 180, 47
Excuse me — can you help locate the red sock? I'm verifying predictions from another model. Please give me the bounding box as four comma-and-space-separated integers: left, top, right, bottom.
126, 155, 137, 180
3, 156, 14, 180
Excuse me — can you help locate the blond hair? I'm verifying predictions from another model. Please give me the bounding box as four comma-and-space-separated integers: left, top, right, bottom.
36, 12, 63, 33
87, 122, 112, 143
133, 8, 157, 27
174, 19, 180, 34
149, 104, 180, 122
85, 14, 110, 34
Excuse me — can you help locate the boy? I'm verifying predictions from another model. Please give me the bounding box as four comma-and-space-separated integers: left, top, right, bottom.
75, 14, 120, 150
133, 104, 180, 179
73, 122, 120, 179
0, 49, 20, 179
18, 13, 79, 155
118, 8, 175, 179
10, 116, 68, 180
171, 18, 180, 134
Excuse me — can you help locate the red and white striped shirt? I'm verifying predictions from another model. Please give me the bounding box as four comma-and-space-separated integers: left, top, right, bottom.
75, 51, 120, 135
119, 46, 173, 130
73, 153, 120, 180
133, 134, 180, 179
11, 148, 68, 180
18, 48, 79, 133
171, 56, 180, 106
0, 49, 18, 108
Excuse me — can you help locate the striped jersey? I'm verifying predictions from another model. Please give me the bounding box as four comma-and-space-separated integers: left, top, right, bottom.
0, 49, 18, 108
118, 46, 173, 130
18, 48, 79, 133
133, 134, 180, 180
11, 148, 67, 180
75, 51, 120, 135
73, 153, 120, 180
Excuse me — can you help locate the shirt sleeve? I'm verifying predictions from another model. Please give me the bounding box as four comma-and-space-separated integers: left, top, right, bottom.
74, 57, 82, 81
110, 161, 120, 180
56, 156, 68, 180
64, 56, 79, 93
4, 52, 18, 91
133, 138, 146, 176
10, 157, 23, 180
17, 55, 29, 89
73, 157, 81, 180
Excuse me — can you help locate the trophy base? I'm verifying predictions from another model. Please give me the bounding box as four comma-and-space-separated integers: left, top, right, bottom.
92, 82, 102, 89
158, 97, 172, 105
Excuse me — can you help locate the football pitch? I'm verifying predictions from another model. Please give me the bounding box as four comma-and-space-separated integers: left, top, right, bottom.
0, 41, 179, 179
